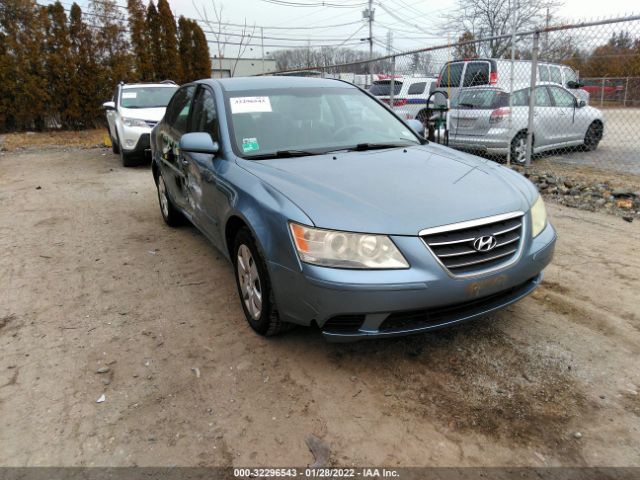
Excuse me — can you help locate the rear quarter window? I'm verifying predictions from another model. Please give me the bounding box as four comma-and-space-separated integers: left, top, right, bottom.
407, 82, 426, 95
438, 63, 463, 87
463, 62, 490, 87
369, 81, 402, 96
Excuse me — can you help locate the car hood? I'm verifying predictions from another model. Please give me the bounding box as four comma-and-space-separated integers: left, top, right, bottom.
119, 107, 167, 122
238, 145, 536, 235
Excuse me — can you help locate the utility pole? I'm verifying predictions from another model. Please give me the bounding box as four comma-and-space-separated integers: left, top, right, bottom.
363, 0, 375, 86
386, 29, 393, 56
261, 27, 265, 74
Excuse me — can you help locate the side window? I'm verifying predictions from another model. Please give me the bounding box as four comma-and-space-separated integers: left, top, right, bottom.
549, 87, 576, 108
534, 87, 552, 107
189, 87, 220, 142
439, 63, 463, 87
463, 62, 489, 87
165, 85, 196, 135
512, 89, 528, 107
407, 82, 426, 95
549, 66, 562, 84
538, 65, 550, 82
563, 67, 578, 85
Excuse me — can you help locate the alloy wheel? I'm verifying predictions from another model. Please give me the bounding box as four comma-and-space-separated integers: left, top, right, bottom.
237, 244, 263, 320
158, 175, 169, 219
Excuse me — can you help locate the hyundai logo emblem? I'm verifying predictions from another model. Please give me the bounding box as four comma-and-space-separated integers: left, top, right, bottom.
473, 235, 497, 252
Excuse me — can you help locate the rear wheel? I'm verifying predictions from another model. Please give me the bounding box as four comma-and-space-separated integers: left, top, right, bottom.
232, 228, 288, 336
510, 132, 528, 164
583, 121, 603, 151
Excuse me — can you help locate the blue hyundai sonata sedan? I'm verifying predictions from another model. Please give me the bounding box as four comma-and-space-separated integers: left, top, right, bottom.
150, 76, 556, 341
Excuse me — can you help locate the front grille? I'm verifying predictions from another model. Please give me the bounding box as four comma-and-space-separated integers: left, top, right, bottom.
323, 314, 365, 334
420, 213, 524, 275
379, 276, 537, 332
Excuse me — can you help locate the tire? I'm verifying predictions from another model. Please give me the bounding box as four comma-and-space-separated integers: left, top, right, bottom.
583, 121, 603, 151
111, 135, 120, 154
156, 170, 183, 227
510, 132, 529, 164
232, 228, 287, 336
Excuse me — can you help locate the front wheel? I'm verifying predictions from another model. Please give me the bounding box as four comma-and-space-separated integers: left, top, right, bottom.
156, 171, 183, 227
583, 122, 603, 151
232, 228, 287, 336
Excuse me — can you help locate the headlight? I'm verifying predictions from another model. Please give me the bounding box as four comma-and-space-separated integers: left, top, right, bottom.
289, 222, 409, 269
530, 195, 548, 237
122, 117, 148, 127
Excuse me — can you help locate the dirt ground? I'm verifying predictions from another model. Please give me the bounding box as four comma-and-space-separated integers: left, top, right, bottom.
1, 146, 639, 468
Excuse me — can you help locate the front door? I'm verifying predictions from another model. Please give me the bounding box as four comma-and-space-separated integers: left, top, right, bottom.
158, 84, 196, 212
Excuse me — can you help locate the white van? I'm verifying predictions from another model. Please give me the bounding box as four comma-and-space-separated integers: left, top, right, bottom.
433, 59, 588, 105
369, 76, 438, 121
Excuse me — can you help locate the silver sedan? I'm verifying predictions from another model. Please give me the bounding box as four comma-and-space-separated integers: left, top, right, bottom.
447, 83, 604, 163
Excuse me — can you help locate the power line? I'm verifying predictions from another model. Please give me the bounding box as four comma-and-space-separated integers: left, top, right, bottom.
259, 0, 368, 7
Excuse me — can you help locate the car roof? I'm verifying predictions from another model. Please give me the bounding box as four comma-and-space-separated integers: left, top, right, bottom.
122, 83, 178, 88
458, 81, 564, 93
202, 76, 357, 92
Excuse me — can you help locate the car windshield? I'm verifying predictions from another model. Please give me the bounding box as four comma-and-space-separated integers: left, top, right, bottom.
120, 86, 178, 109
225, 87, 421, 158
451, 89, 508, 109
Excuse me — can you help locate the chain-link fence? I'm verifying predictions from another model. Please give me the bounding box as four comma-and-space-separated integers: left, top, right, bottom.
262, 15, 640, 176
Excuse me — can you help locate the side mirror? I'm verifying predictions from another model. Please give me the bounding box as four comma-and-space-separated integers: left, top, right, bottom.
103, 101, 116, 111
179, 132, 219, 155
575, 99, 586, 108
407, 119, 425, 136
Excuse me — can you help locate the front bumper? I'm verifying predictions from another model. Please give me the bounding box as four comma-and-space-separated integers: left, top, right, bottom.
120, 125, 152, 154
268, 220, 556, 341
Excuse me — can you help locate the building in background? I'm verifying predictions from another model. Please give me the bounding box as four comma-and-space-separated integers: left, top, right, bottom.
211, 57, 278, 78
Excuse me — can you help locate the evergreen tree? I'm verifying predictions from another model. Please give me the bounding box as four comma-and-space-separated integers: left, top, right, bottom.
190, 20, 211, 80
89, 0, 131, 102
0, 0, 49, 130
156, 0, 180, 82
127, 0, 152, 81
68, 3, 100, 128
177, 16, 193, 83
43, 1, 72, 127
145, 1, 162, 81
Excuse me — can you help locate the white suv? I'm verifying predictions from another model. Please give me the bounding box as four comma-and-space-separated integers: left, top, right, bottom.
103, 81, 178, 166
369, 76, 438, 122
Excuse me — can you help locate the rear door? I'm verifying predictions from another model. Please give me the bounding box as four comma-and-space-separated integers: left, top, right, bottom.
531, 86, 556, 148
157, 84, 196, 212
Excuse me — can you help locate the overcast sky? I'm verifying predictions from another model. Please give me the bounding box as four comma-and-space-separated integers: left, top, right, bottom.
46, 0, 640, 56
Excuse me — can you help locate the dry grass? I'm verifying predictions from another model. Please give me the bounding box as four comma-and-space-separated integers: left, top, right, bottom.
0, 129, 108, 152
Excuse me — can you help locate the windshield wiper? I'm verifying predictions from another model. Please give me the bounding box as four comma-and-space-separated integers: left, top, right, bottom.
246, 149, 320, 160
349, 143, 412, 151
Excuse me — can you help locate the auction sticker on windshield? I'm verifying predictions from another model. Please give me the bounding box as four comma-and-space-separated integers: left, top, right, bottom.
242, 137, 260, 152
231, 96, 272, 114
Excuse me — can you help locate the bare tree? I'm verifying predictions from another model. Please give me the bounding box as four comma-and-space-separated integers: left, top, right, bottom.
194, 0, 255, 77
440, 0, 562, 58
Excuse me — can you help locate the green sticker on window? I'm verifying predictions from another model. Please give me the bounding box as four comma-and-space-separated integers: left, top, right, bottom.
242, 137, 260, 152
